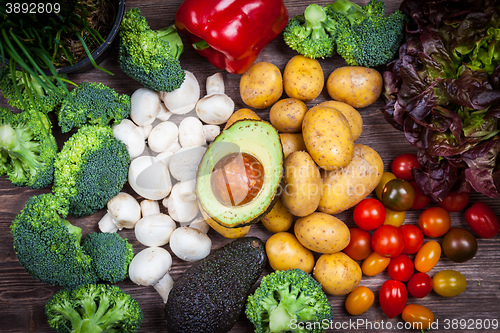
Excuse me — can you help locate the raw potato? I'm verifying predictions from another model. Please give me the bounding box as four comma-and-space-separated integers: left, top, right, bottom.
326, 66, 382, 108
302, 105, 354, 170
315, 100, 363, 140
224, 108, 261, 130
283, 55, 324, 102
269, 98, 308, 133
319, 143, 384, 214
260, 197, 294, 233
294, 212, 350, 254
281, 151, 322, 217
240, 62, 283, 109
265, 232, 315, 273
280, 133, 306, 158
313, 252, 362, 296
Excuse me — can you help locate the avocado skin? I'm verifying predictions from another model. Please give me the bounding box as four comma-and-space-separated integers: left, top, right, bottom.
165, 237, 267, 333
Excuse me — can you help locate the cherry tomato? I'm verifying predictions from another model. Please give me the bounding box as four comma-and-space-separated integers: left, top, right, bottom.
402, 304, 435, 330
372, 225, 404, 258
379, 279, 408, 318
388, 254, 414, 282
381, 178, 416, 212
432, 270, 467, 297
414, 240, 441, 273
391, 153, 421, 181
407, 272, 433, 298
345, 286, 374, 315
464, 201, 500, 238
442, 227, 477, 263
343, 228, 372, 261
384, 208, 406, 227
400, 224, 424, 255
353, 198, 386, 231
375, 172, 397, 201
438, 191, 470, 212
361, 251, 391, 276
418, 207, 451, 238
410, 181, 431, 210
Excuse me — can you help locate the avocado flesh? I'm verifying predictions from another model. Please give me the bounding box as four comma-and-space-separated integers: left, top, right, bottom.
196, 120, 283, 228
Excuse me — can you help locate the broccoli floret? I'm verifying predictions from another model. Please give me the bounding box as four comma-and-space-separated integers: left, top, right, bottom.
45, 283, 143, 333
326, 0, 407, 67
0, 107, 57, 188
82, 232, 134, 283
57, 81, 131, 133
52, 125, 130, 217
283, 4, 339, 59
10, 193, 98, 289
118, 7, 185, 92
246, 269, 334, 333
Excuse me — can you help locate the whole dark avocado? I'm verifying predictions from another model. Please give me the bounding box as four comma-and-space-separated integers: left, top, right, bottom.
165, 237, 267, 333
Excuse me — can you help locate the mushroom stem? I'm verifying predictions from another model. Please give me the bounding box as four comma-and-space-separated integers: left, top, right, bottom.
153, 274, 175, 303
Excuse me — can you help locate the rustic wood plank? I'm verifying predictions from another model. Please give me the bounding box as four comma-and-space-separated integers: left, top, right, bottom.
1, 0, 499, 332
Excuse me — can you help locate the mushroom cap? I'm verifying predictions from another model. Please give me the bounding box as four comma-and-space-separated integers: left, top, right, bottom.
129, 247, 172, 286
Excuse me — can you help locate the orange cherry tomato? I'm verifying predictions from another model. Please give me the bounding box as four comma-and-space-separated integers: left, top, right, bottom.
418, 207, 451, 238
402, 304, 435, 330
414, 240, 441, 273
362, 251, 391, 276
345, 286, 375, 315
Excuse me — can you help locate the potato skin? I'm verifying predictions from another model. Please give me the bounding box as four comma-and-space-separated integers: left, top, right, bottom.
313, 252, 362, 295
315, 100, 363, 141
260, 197, 294, 233
326, 66, 382, 108
294, 212, 350, 254
302, 105, 354, 170
270, 98, 308, 133
318, 143, 384, 214
265, 232, 315, 273
280, 133, 306, 159
240, 62, 283, 109
224, 108, 260, 130
281, 151, 322, 217
283, 55, 324, 102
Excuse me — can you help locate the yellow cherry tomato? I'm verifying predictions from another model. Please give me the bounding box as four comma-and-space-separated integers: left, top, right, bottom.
375, 171, 397, 200
402, 304, 435, 330
414, 240, 441, 273
361, 251, 391, 276
383, 208, 406, 227
432, 270, 467, 297
345, 286, 375, 315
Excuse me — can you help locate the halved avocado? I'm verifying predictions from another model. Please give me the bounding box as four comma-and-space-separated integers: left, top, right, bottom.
196, 120, 283, 228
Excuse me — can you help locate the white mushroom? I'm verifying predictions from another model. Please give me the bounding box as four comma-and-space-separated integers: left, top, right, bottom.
169, 227, 212, 262
189, 217, 210, 234
147, 121, 179, 153
156, 100, 173, 121
178, 116, 206, 148
166, 182, 199, 223
203, 124, 221, 142
168, 146, 207, 182
128, 155, 172, 200
177, 179, 197, 202
98, 212, 118, 233
140, 199, 160, 217
128, 247, 173, 302
134, 213, 177, 247
112, 119, 145, 159
130, 88, 161, 126
107, 192, 142, 230
159, 71, 200, 115
195, 73, 235, 125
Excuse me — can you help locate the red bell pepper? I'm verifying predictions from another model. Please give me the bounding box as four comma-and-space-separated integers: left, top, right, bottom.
175, 0, 288, 74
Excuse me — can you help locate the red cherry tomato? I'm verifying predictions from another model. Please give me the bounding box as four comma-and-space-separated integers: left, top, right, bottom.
407, 272, 433, 298
372, 225, 405, 258
343, 228, 373, 261
438, 191, 470, 212
400, 224, 424, 255
410, 181, 431, 210
418, 207, 451, 238
391, 153, 421, 181
388, 254, 414, 282
353, 198, 386, 231
379, 279, 408, 318
464, 201, 499, 238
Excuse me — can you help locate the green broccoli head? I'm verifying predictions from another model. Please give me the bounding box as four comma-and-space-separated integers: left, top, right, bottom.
45, 284, 143, 333
118, 7, 185, 92
10, 193, 98, 289
283, 4, 339, 59
53, 125, 130, 217
82, 232, 134, 283
57, 82, 131, 133
246, 269, 334, 333
0, 107, 57, 188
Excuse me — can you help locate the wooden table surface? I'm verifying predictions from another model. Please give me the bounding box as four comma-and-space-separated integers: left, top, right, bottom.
1, 0, 499, 332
